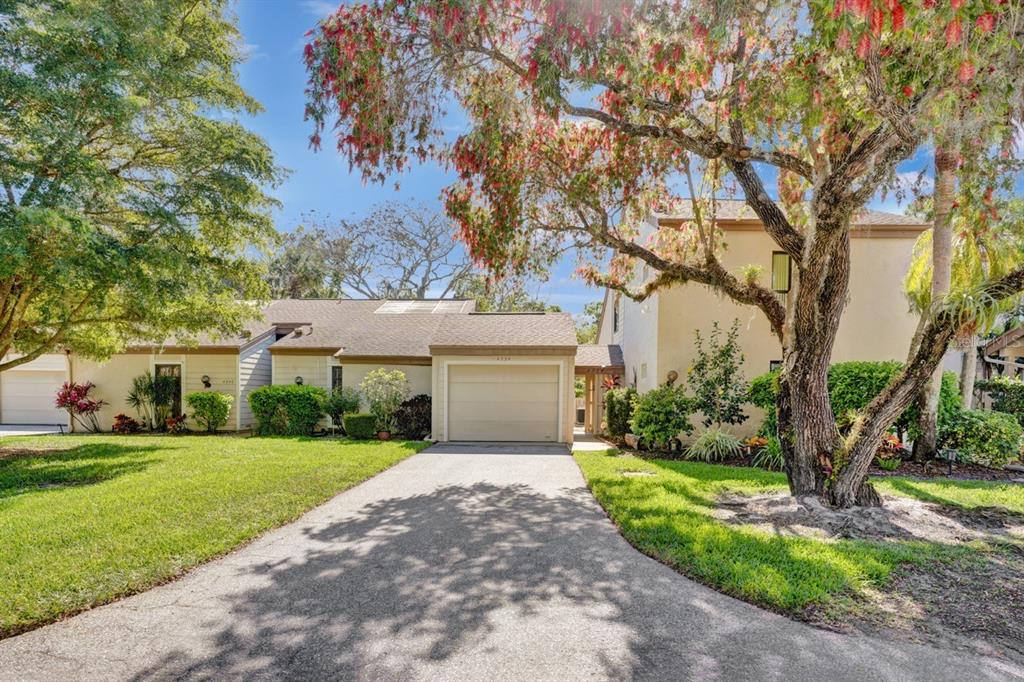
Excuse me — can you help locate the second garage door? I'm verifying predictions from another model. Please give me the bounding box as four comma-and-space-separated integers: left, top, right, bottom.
447, 364, 560, 442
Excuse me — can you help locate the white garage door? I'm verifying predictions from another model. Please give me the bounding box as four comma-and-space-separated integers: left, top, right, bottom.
1, 356, 67, 425
447, 364, 560, 442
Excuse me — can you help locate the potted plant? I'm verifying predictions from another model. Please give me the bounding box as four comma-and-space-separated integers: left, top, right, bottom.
359, 368, 410, 440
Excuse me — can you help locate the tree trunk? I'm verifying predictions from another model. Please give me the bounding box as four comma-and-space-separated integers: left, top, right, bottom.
961, 338, 977, 409
912, 145, 956, 462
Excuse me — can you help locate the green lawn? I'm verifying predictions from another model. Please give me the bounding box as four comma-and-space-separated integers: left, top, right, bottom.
574, 450, 1019, 615
0, 434, 428, 637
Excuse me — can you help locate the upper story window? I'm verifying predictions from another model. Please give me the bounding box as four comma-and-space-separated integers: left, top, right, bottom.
613, 293, 622, 333
771, 251, 792, 306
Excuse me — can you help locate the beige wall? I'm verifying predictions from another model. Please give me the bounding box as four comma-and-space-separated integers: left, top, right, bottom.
622, 228, 923, 438
71, 352, 240, 431
432, 353, 575, 444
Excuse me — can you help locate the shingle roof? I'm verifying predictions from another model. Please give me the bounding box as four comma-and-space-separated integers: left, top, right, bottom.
660, 199, 926, 227
429, 313, 577, 350
575, 344, 624, 370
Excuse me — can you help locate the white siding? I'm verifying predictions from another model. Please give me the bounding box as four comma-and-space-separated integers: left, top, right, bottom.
238, 333, 275, 429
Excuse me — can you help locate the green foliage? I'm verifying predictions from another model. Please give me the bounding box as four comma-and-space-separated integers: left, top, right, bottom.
395, 394, 432, 439
753, 436, 785, 471
342, 413, 378, 440
452, 273, 558, 312
748, 362, 960, 438
688, 320, 748, 428
325, 387, 362, 427
875, 456, 902, 472
126, 373, 178, 431
184, 392, 233, 433
575, 300, 602, 343
359, 368, 411, 433
941, 409, 1023, 469
0, 434, 427, 636
0, 0, 280, 370
604, 386, 637, 439
687, 427, 742, 463
248, 385, 327, 436
976, 376, 1024, 428
629, 387, 695, 449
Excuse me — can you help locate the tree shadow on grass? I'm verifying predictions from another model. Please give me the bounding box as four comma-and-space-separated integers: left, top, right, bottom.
0, 443, 164, 500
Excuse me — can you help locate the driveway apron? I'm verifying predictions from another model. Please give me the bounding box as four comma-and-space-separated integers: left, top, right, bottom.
0, 442, 1020, 681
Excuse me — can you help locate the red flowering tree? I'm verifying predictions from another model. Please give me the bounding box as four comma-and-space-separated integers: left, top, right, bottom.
304, 1, 1024, 507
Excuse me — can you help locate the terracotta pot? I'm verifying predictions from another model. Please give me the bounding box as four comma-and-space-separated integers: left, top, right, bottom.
377, 431, 391, 441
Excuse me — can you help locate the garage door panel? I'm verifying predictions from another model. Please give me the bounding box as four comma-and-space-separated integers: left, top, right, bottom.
447, 364, 560, 442
1, 369, 66, 424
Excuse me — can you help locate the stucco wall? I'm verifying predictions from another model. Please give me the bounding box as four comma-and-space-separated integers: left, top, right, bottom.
431, 353, 575, 444
646, 229, 922, 437
72, 352, 240, 431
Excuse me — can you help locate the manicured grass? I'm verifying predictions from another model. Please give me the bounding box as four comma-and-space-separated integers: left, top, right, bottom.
573, 451, 1016, 615
0, 434, 428, 637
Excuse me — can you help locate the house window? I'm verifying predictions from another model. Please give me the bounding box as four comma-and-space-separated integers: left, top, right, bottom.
769, 360, 783, 372
771, 251, 792, 305
331, 366, 343, 392
640, 362, 648, 379
613, 293, 621, 333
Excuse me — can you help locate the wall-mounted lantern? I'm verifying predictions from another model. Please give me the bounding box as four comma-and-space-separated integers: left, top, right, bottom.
294, 376, 304, 385
201, 375, 212, 388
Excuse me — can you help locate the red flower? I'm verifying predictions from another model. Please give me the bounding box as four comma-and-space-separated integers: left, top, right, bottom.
902, 84, 914, 97
856, 32, 872, 59
945, 18, 962, 47
958, 59, 975, 83
976, 13, 996, 33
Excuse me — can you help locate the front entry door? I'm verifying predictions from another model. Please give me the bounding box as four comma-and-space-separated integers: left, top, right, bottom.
155, 364, 182, 416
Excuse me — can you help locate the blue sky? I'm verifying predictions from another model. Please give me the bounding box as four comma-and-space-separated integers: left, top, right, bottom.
232, 1, 927, 314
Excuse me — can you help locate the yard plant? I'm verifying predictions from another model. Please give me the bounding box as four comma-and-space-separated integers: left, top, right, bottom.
604, 386, 636, 440
629, 386, 694, 451
248, 385, 327, 436
687, 320, 748, 428
0, 434, 428, 637
360, 369, 411, 435
184, 392, 234, 433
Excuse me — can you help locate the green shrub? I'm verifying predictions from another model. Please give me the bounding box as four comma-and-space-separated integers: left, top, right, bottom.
976, 376, 1024, 427
688, 320, 748, 427
629, 386, 694, 449
248, 384, 327, 436
342, 412, 378, 440
687, 427, 742, 462
395, 394, 431, 439
325, 387, 361, 427
184, 391, 233, 432
604, 386, 637, 438
360, 368, 411, 433
753, 436, 784, 471
747, 362, 960, 438
941, 409, 1023, 469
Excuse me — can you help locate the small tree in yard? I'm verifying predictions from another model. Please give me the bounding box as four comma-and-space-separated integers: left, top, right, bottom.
326, 387, 362, 430
305, 0, 1024, 507
55, 381, 106, 433
688, 321, 748, 429
185, 392, 234, 433
360, 369, 410, 435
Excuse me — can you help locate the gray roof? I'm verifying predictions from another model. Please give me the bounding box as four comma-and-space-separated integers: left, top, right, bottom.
575, 344, 624, 370
660, 199, 926, 227
429, 313, 577, 350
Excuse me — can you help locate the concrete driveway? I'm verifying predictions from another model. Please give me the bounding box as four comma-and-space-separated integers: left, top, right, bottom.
0, 424, 64, 437
0, 443, 1020, 681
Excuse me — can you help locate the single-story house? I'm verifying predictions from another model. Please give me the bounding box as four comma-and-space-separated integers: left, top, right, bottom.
0, 299, 624, 443
596, 200, 932, 436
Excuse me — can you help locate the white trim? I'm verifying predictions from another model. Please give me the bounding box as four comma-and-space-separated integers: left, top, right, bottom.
235, 355, 242, 431
440, 358, 566, 443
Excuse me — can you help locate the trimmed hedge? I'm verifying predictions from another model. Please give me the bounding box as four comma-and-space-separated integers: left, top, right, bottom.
748, 361, 960, 438
604, 387, 637, 439
342, 412, 378, 440
976, 376, 1024, 428
184, 391, 233, 433
248, 384, 327, 436
396, 394, 431, 439
941, 409, 1023, 469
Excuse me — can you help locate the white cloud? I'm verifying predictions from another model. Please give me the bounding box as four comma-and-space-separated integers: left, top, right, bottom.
301, 0, 338, 18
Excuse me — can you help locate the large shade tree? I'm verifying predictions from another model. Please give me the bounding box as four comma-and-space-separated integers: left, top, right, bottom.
305, 0, 1024, 507
0, 0, 280, 372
